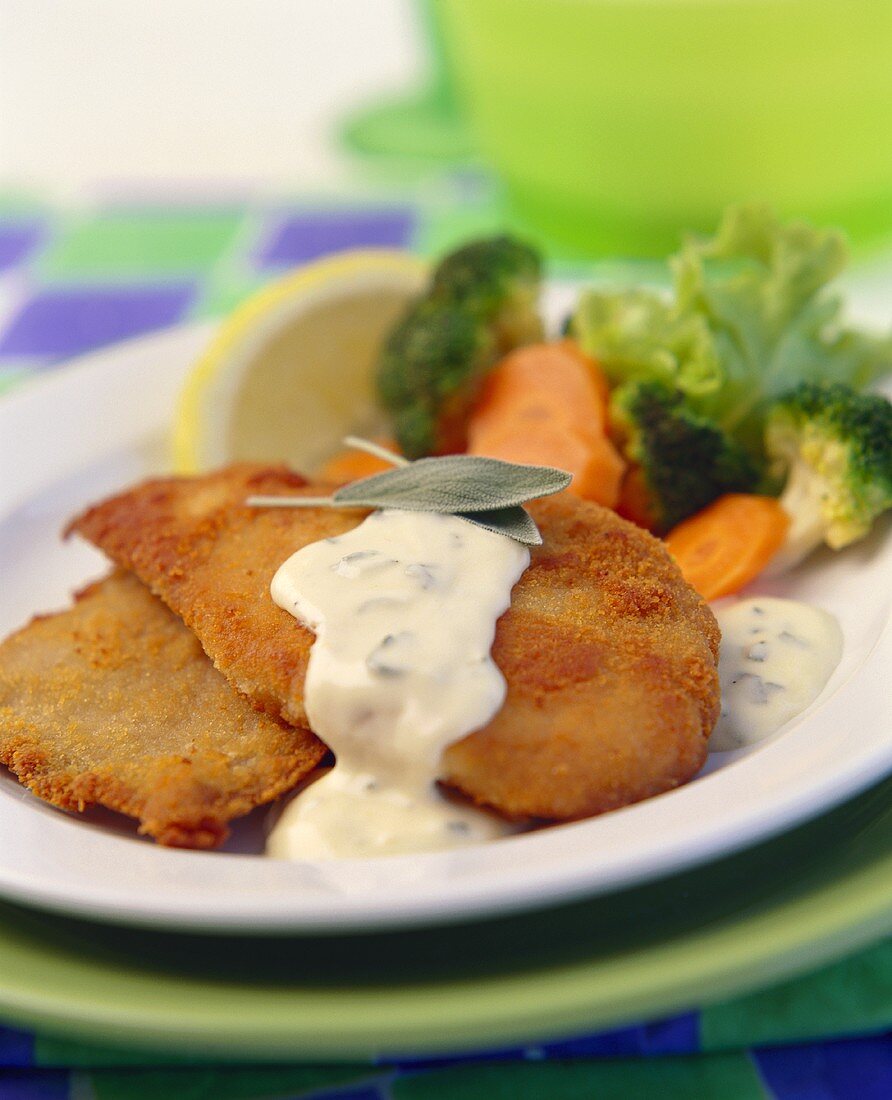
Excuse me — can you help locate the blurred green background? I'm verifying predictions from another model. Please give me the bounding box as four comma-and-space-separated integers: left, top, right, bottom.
344, 0, 892, 258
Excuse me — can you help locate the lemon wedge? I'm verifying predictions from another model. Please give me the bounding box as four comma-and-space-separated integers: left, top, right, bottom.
174, 249, 427, 472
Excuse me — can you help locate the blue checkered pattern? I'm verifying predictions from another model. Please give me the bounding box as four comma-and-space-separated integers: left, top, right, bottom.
0, 191, 889, 1099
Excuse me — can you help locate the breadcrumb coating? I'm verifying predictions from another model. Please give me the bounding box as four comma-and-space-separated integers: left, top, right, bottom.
70, 465, 720, 822
0, 571, 326, 846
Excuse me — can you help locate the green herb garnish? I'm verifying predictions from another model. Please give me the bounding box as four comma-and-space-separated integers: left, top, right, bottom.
247, 437, 570, 545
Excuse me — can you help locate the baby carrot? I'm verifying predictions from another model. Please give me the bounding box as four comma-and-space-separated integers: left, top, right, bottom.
616, 464, 659, 531
315, 437, 401, 484
467, 342, 626, 507
664, 494, 790, 601
470, 340, 610, 440
470, 420, 625, 504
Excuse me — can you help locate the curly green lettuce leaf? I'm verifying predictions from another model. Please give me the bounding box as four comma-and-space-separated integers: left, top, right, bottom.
570, 287, 722, 398
572, 204, 892, 460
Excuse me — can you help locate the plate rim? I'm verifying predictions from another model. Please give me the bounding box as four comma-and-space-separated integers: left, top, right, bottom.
0, 779, 889, 1057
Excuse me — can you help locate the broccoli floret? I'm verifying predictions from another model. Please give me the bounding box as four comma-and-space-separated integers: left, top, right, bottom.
376, 235, 543, 457
764, 382, 892, 572
611, 380, 760, 533
376, 301, 496, 458
430, 235, 543, 350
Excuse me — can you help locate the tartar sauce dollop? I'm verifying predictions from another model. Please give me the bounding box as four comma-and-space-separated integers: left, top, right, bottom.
710, 597, 843, 752
266, 509, 529, 859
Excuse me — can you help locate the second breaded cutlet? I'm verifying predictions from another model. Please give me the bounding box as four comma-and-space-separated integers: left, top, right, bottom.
0, 570, 326, 846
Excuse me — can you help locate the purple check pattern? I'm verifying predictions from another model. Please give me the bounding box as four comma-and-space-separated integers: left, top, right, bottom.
0, 194, 889, 1099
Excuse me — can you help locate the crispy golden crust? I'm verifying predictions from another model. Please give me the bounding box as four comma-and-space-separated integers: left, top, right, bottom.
444, 494, 721, 818
0, 571, 326, 847
70, 465, 720, 822
69, 466, 361, 732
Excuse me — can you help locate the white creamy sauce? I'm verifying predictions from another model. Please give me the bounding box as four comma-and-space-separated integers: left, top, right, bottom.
710, 597, 843, 752
266, 509, 530, 859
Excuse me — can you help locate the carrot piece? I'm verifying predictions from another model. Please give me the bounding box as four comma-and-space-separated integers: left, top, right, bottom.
616, 464, 659, 531
315, 437, 401, 484
664, 494, 790, 601
574, 437, 627, 507
467, 342, 626, 507
470, 340, 611, 442
561, 338, 611, 409
469, 420, 625, 507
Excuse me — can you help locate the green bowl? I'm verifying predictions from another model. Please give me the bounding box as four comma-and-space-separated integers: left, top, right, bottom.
441, 0, 892, 256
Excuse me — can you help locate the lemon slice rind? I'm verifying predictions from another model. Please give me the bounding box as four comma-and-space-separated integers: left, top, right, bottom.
174, 249, 427, 473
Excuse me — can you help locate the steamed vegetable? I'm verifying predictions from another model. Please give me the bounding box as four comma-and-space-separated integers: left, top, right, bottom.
610, 380, 759, 532
376, 235, 543, 458
567, 287, 721, 400
430, 235, 543, 350
571, 204, 892, 459
467, 341, 625, 507
372, 211, 892, 594
764, 382, 892, 572
376, 302, 494, 459
665, 494, 790, 601
316, 436, 402, 484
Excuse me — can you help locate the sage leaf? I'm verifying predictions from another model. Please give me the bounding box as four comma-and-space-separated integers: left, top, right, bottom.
333, 455, 571, 513
246, 439, 572, 545
459, 506, 542, 545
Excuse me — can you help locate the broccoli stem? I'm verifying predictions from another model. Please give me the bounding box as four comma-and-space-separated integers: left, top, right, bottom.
762, 459, 825, 575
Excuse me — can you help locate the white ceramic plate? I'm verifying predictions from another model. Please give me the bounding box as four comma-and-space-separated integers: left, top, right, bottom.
0, 317, 890, 934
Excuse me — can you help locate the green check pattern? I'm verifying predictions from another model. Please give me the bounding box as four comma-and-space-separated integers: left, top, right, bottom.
0, 186, 889, 1098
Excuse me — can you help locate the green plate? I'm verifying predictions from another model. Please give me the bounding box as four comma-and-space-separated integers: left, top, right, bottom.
340, 89, 475, 166
339, 0, 475, 167
0, 776, 889, 1061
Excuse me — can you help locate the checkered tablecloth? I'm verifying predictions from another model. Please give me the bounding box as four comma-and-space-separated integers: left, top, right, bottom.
0, 189, 890, 1099
0, 191, 420, 390
0, 940, 890, 1100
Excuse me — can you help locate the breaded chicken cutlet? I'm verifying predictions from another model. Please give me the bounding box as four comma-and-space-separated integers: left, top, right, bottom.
69, 465, 721, 822
0, 571, 326, 846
